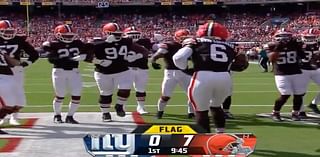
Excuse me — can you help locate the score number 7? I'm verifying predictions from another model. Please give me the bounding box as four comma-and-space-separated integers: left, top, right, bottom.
183, 135, 194, 146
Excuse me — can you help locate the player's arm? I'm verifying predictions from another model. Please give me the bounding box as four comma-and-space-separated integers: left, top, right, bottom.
173, 46, 193, 70
230, 52, 249, 72
41, 41, 59, 64
150, 43, 168, 69
131, 42, 150, 59
70, 42, 88, 62
20, 40, 40, 67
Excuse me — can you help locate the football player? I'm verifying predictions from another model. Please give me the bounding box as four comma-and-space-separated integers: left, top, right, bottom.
42, 24, 87, 124
268, 28, 306, 121
87, 23, 149, 122
299, 28, 320, 115
173, 22, 248, 133
151, 29, 195, 119
0, 20, 39, 126
123, 26, 152, 114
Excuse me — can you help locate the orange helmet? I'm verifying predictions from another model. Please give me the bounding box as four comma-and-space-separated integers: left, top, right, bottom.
54, 24, 76, 43
123, 26, 142, 41
196, 22, 229, 40
207, 134, 243, 155
273, 28, 293, 42
174, 29, 191, 43
0, 20, 16, 40
301, 28, 320, 44
102, 23, 123, 42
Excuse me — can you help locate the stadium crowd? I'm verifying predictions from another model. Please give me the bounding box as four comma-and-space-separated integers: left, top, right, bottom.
0, 9, 319, 47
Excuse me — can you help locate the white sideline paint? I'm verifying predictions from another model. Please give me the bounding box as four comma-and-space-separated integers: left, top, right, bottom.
24, 90, 320, 94
22, 104, 292, 108
1, 112, 138, 157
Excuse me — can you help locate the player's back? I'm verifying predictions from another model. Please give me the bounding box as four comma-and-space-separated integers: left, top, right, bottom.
191, 38, 236, 72
269, 39, 304, 75
301, 43, 320, 70
90, 38, 133, 74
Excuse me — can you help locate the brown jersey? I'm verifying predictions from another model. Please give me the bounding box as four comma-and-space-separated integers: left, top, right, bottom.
0, 35, 39, 75
268, 39, 304, 75
301, 43, 319, 70
87, 38, 149, 74
129, 38, 152, 69
188, 38, 237, 72
43, 40, 87, 70
159, 41, 182, 70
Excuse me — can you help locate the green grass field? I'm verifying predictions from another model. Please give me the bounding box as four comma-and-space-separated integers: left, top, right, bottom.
21, 59, 320, 157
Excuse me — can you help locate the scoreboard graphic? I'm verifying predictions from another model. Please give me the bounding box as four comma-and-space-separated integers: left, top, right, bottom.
83, 125, 257, 156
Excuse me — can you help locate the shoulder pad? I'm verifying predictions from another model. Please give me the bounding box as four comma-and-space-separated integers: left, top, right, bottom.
182, 38, 196, 46
16, 34, 27, 41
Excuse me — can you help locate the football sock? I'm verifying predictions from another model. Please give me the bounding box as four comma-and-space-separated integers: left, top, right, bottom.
293, 95, 303, 111
210, 107, 226, 129
187, 101, 194, 113
137, 97, 145, 108
273, 95, 290, 111
196, 110, 210, 133
157, 99, 168, 111
53, 98, 63, 115
67, 100, 80, 116
100, 104, 110, 113
222, 96, 232, 110
117, 96, 128, 108
311, 93, 320, 105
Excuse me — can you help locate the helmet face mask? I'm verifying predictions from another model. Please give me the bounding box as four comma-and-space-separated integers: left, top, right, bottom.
125, 31, 141, 42
0, 27, 16, 40
302, 35, 317, 44
55, 32, 76, 43
274, 33, 292, 42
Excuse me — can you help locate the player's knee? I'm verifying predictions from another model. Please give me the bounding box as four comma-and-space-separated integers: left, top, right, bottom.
99, 95, 112, 104
210, 107, 226, 128
55, 96, 64, 102
136, 92, 146, 97
117, 90, 130, 98
161, 96, 170, 102
71, 96, 81, 101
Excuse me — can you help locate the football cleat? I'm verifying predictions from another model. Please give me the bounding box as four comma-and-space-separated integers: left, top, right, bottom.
115, 104, 126, 117
224, 112, 235, 119
9, 117, 20, 126
298, 112, 308, 119
65, 116, 79, 124
155, 111, 164, 119
291, 113, 301, 121
137, 106, 148, 115
0, 129, 8, 134
308, 104, 320, 114
187, 113, 195, 119
272, 112, 283, 122
53, 115, 64, 123
102, 113, 112, 122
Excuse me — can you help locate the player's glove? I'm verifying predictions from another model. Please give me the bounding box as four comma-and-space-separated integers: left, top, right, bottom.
152, 62, 161, 70
71, 54, 87, 62
92, 58, 112, 67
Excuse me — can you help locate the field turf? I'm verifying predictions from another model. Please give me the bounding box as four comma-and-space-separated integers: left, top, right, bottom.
19, 59, 320, 156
